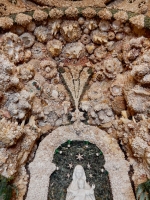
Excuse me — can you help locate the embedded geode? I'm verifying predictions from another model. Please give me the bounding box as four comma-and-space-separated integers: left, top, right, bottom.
131, 63, 150, 85
20, 32, 35, 48
0, 118, 23, 147
91, 30, 108, 44
103, 57, 123, 79
94, 103, 114, 124
40, 58, 57, 80
1, 32, 25, 64
93, 56, 123, 79
94, 46, 107, 61
60, 20, 81, 42
62, 42, 85, 59
6, 90, 34, 120
31, 42, 48, 59
122, 36, 145, 65
17, 62, 35, 81
124, 85, 150, 116
34, 26, 51, 43
47, 39, 63, 57
0, 54, 19, 92
48, 19, 61, 36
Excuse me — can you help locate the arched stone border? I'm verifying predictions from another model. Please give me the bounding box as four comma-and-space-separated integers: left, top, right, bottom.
26, 122, 135, 200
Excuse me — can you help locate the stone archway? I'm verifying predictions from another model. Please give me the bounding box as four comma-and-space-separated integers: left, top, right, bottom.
26, 122, 136, 200
48, 140, 113, 200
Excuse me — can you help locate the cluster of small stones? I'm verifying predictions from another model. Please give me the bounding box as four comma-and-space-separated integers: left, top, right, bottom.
0, 7, 150, 30
110, 118, 150, 187
0, 5, 150, 200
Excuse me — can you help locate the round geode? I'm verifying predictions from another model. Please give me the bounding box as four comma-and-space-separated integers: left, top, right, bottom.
60, 20, 81, 42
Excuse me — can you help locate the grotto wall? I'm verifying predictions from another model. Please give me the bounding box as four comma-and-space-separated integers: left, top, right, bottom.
0, 0, 150, 200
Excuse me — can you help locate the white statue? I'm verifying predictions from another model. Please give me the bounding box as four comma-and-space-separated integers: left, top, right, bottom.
66, 165, 96, 200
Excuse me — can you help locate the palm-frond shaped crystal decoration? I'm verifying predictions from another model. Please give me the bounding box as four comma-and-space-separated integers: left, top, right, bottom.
59, 58, 92, 111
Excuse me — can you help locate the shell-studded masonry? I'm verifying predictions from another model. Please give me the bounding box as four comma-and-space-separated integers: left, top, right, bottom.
0, 1, 150, 199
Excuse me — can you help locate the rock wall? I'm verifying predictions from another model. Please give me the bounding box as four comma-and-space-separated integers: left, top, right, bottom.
0, 0, 150, 200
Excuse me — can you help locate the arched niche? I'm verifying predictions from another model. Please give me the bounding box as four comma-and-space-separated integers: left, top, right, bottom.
48, 140, 113, 200
26, 122, 135, 200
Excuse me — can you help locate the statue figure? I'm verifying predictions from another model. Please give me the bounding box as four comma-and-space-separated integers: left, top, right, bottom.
66, 165, 96, 200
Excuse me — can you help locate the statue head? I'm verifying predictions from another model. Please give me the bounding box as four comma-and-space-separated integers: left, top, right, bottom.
73, 165, 86, 180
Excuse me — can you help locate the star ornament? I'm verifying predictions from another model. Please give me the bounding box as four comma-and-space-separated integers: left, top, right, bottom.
89, 174, 93, 178
71, 110, 85, 122
67, 173, 70, 178
76, 153, 84, 161
68, 163, 73, 169
87, 163, 91, 169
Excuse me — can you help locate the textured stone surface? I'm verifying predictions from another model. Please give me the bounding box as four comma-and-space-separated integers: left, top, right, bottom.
0, 1, 150, 199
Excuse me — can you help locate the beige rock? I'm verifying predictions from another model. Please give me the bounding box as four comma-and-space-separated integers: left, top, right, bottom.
0, 17, 13, 29
65, 7, 79, 18
98, 9, 112, 20
15, 13, 32, 26
33, 10, 48, 21
129, 15, 145, 29
60, 20, 81, 42
0, 118, 23, 147
46, 39, 62, 57
49, 8, 64, 19
62, 42, 85, 59
82, 8, 96, 18
114, 11, 128, 23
